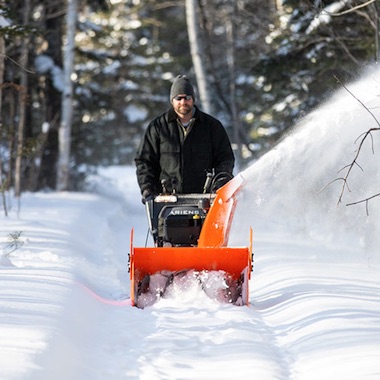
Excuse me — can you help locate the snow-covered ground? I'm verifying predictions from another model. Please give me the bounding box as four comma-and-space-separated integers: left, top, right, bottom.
1, 66, 380, 379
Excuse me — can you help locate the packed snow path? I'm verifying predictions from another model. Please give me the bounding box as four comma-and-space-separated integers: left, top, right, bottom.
0, 187, 287, 380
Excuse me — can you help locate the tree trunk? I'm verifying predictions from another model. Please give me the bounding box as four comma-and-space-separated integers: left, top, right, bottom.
38, 2, 64, 190
14, 0, 31, 198
56, 0, 77, 191
375, 0, 380, 62
225, 3, 242, 171
0, 35, 4, 126
186, 0, 212, 114
0, 33, 7, 215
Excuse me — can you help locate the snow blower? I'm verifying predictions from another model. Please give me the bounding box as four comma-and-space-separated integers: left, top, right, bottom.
129, 172, 253, 308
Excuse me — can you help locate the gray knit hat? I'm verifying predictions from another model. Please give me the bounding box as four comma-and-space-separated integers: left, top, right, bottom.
170, 75, 195, 101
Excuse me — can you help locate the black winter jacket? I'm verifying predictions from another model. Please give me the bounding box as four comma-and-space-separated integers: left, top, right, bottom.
135, 106, 234, 194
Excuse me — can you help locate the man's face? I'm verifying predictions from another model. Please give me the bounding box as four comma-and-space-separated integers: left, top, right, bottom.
171, 94, 194, 118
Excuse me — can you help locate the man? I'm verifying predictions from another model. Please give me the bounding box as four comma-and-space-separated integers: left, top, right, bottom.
135, 75, 234, 202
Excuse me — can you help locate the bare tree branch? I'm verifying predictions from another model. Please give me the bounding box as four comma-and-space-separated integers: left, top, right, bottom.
334, 75, 380, 128
325, 76, 380, 209
346, 192, 380, 215
328, 0, 377, 17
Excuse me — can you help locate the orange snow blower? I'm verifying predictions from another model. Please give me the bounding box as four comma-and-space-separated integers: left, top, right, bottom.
129, 173, 252, 308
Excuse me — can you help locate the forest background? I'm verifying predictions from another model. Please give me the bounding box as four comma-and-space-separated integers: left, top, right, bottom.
0, 0, 379, 195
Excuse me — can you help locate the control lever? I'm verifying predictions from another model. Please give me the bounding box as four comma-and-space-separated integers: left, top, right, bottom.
161, 179, 168, 194
171, 177, 178, 194
203, 171, 214, 193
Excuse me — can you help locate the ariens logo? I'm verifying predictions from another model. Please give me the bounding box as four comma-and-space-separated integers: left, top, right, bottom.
169, 209, 200, 216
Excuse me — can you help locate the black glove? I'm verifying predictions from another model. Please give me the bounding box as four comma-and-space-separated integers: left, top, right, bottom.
142, 189, 156, 204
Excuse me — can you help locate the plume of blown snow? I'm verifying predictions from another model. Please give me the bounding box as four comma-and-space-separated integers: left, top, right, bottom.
236, 65, 380, 261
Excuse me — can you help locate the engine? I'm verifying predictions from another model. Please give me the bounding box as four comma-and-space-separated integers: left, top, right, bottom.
158, 205, 207, 246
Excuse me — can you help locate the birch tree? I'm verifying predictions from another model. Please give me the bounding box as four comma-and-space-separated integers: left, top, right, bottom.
57, 0, 77, 191
0, 12, 8, 215
185, 0, 212, 114
0, 18, 5, 126
225, 2, 243, 170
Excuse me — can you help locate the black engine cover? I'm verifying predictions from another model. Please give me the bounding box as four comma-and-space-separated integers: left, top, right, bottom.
158, 205, 206, 245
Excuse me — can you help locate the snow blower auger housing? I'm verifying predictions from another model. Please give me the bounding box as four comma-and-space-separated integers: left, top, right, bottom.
129, 173, 253, 308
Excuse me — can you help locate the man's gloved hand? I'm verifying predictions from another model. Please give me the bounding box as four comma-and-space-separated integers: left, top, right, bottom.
142, 189, 156, 204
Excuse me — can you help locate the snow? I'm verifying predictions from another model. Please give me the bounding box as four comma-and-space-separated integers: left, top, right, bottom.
306, 0, 352, 35
0, 14, 11, 28
1, 66, 380, 379
34, 55, 64, 92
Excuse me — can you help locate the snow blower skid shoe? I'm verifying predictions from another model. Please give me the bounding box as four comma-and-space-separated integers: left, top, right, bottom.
129, 173, 253, 308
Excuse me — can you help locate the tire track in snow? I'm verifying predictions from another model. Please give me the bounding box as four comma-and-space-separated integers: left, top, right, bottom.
132, 297, 289, 380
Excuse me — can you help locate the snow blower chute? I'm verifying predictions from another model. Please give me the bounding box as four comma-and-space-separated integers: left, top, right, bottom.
129, 173, 253, 308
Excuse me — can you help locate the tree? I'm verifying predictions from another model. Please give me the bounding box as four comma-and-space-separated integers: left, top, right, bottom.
247, 0, 378, 156
14, 0, 31, 198
375, 0, 380, 61
35, 1, 65, 190
224, 1, 243, 170
0, 11, 5, 124
195, 0, 275, 164
0, 11, 8, 215
56, 0, 77, 191
1, 0, 379, 194
186, 0, 212, 114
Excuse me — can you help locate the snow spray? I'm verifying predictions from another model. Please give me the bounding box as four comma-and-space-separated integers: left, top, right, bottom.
236, 65, 380, 257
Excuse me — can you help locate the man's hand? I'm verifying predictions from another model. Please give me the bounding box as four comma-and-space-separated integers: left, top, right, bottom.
142, 189, 156, 204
